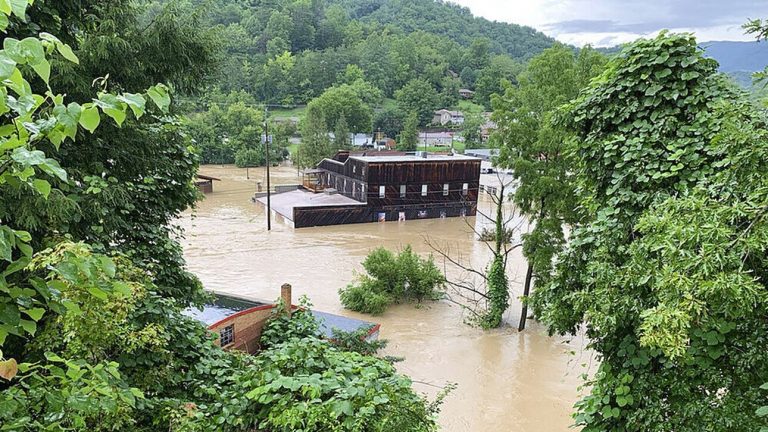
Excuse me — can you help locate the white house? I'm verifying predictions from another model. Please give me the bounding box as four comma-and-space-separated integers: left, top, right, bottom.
432, 109, 465, 126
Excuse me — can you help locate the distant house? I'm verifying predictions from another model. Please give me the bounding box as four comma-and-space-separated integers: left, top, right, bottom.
432, 109, 465, 126
459, 89, 475, 99
481, 112, 497, 142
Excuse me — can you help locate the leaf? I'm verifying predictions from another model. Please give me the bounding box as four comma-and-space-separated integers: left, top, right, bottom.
87, 286, 108, 301
118, 93, 146, 119
0, 358, 18, 381
757, 406, 768, 417
23, 307, 44, 321
79, 106, 100, 133
0, 52, 16, 80
9, 0, 27, 18
32, 179, 51, 198
147, 84, 171, 112
30, 58, 50, 83
18, 319, 35, 336
0, 0, 11, 15
11, 147, 45, 165
39, 158, 67, 181
56, 43, 79, 64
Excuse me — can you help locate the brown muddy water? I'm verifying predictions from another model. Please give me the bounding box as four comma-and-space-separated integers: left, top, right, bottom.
178, 165, 594, 432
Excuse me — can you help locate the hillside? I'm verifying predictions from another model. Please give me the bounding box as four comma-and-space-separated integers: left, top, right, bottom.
152, 0, 556, 108
332, 0, 555, 59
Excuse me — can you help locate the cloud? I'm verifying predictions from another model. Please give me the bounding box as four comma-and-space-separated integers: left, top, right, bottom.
452, 0, 768, 46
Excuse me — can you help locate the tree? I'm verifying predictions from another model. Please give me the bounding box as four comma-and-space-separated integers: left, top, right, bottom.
296, 113, 333, 169
398, 112, 419, 151
374, 106, 406, 139
461, 113, 484, 149
395, 78, 440, 126
306, 84, 373, 133
493, 44, 606, 331
334, 113, 351, 149
475, 55, 522, 108
426, 175, 521, 328
339, 246, 445, 315
533, 32, 768, 430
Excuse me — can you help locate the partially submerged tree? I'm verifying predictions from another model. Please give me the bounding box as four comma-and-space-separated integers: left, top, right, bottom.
426, 174, 521, 329
493, 44, 607, 330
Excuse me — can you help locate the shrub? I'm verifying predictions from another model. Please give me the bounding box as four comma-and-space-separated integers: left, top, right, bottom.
339, 246, 445, 314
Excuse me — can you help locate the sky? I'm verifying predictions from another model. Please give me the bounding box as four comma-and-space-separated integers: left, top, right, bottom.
450, 0, 768, 47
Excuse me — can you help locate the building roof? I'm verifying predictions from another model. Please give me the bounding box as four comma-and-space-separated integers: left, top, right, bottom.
196, 174, 221, 181
184, 293, 378, 339
349, 154, 480, 163
256, 189, 365, 221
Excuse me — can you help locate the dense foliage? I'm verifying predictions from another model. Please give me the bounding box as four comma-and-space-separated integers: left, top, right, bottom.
340, 246, 445, 314
0, 3, 443, 431
531, 32, 768, 431
493, 44, 607, 330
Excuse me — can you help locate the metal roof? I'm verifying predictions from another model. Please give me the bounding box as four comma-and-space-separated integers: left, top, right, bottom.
349, 154, 480, 163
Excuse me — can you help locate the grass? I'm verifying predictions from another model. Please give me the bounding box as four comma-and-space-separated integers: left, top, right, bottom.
269, 105, 307, 120
455, 100, 486, 114
287, 143, 299, 157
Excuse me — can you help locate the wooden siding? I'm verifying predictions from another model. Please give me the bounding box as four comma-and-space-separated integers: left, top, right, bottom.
317, 158, 367, 181
366, 159, 480, 184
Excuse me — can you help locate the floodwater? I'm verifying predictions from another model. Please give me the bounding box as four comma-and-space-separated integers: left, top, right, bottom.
178, 165, 594, 432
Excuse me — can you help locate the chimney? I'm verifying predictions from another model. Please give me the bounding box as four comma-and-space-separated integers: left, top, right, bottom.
281, 283, 292, 317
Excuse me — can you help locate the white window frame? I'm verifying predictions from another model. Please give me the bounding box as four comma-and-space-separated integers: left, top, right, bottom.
379, 185, 386, 198
462, 183, 469, 196
443, 183, 450, 196
400, 185, 406, 198
421, 184, 428, 197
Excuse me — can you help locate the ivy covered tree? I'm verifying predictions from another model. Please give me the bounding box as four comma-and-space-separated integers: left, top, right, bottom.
532, 32, 768, 431
493, 44, 606, 331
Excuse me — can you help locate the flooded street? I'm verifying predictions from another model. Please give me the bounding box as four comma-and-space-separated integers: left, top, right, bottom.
178, 165, 593, 431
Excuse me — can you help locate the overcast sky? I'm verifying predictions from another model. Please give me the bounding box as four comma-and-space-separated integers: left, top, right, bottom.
450, 0, 768, 47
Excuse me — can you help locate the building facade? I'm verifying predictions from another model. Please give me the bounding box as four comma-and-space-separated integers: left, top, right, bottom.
294, 152, 481, 227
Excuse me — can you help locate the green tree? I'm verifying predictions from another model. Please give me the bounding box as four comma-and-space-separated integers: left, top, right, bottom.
461, 113, 484, 149
533, 32, 768, 431
395, 78, 440, 126
296, 112, 333, 168
306, 84, 373, 133
374, 106, 406, 139
340, 246, 445, 315
475, 55, 522, 108
334, 113, 351, 149
493, 44, 606, 331
398, 112, 419, 151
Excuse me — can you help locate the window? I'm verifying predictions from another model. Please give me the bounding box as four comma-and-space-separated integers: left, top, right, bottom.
220, 324, 234, 346
400, 185, 406, 198
462, 183, 469, 196
421, 184, 428, 196
443, 183, 450, 196
379, 185, 386, 198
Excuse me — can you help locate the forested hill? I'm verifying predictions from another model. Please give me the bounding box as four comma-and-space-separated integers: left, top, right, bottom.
332, 0, 556, 58
151, 0, 556, 107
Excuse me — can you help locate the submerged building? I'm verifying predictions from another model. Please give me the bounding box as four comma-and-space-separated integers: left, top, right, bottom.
258, 151, 481, 228
184, 284, 379, 353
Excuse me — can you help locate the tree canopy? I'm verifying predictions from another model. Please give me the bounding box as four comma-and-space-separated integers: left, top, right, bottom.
531, 32, 768, 431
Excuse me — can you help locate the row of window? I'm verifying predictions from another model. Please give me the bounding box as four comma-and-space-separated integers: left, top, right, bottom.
378, 183, 470, 198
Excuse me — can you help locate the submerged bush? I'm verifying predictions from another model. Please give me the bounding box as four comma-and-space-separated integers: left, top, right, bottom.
339, 246, 445, 314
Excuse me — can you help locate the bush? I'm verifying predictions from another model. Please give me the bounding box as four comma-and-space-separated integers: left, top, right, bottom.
339, 246, 445, 314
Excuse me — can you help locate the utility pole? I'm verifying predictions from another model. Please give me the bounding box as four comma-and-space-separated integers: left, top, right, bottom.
265, 106, 271, 231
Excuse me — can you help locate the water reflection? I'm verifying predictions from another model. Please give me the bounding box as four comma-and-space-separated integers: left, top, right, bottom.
178, 164, 593, 432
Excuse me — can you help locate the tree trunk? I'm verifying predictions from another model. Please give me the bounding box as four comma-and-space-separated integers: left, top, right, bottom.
518, 262, 533, 331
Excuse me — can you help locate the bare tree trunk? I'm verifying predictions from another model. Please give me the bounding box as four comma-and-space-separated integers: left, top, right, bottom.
518, 262, 533, 331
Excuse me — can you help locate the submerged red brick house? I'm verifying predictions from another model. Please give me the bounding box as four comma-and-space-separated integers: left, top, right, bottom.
258, 151, 481, 228
184, 284, 379, 353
